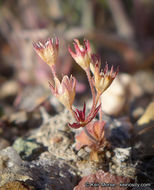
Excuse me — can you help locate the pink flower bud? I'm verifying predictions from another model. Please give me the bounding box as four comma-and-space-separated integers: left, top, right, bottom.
68, 39, 91, 71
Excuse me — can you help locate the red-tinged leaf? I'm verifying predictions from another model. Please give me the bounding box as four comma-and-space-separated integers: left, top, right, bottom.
78, 111, 84, 121
86, 104, 101, 124
69, 102, 100, 130
68, 122, 81, 129
74, 103, 86, 122
75, 128, 93, 150
75, 121, 106, 151
92, 121, 105, 141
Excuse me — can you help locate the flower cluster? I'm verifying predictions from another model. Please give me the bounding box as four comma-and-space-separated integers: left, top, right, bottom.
33, 37, 118, 161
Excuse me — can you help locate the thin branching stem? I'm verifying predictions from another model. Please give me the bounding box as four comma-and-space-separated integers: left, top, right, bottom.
95, 93, 101, 106
99, 97, 102, 121
86, 92, 100, 120
85, 68, 96, 105
50, 65, 57, 78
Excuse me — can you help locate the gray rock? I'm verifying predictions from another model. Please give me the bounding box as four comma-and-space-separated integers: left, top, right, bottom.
13, 138, 45, 161
0, 147, 31, 187
0, 138, 10, 150
110, 147, 135, 178
24, 152, 79, 190
0, 146, 22, 169
0, 147, 79, 189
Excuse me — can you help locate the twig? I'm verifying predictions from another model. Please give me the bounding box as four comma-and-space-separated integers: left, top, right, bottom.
107, 0, 134, 39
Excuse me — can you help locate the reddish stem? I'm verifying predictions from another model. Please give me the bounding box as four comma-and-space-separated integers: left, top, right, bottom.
86, 92, 100, 120
85, 68, 96, 105
99, 97, 102, 121
50, 65, 57, 78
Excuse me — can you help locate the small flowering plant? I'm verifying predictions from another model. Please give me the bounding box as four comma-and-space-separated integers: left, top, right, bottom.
33, 37, 118, 161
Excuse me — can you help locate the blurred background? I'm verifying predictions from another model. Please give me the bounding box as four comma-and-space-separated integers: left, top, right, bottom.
0, 0, 154, 129
0, 1, 154, 185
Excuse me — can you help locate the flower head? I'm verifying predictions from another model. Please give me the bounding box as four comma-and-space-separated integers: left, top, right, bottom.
68, 103, 101, 129
91, 55, 118, 95
68, 39, 91, 71
33, 37, 59, 66
49, 75, 76, 110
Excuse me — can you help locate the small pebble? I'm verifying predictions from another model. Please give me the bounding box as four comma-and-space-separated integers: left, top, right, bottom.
0, 138, 10, 150
106, 151, 111, 158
